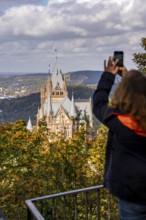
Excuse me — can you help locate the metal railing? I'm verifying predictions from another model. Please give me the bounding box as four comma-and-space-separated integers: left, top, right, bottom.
25, 185, 112, 220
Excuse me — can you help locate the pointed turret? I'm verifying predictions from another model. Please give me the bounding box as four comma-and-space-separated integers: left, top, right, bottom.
70, 93, 77, 117
52, 64, 64, 89
47, 92, 53, 115
47, 77, 52, 92
39, 107, 43, 119
26, 117, 33, 131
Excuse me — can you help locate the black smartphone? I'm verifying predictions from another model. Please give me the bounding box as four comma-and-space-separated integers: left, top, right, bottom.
114, 51, 124, 67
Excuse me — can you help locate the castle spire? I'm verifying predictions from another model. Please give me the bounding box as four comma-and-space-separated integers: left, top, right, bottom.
39, 107, 43, 119
26, 117, 33, 131
55, 49, 58, 63
70, 93, 77, 117
47, 92, 53, 115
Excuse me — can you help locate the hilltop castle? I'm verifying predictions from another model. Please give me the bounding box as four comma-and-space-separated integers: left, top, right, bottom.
33, 62, 93, 138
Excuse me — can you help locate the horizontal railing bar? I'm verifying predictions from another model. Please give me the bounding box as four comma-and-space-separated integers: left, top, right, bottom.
25, 199, 45, 220
27, 185, 103, 203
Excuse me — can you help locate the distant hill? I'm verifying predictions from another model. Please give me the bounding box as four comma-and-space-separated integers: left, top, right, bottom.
0, 85, 95, 125
66, 70, 102, 85
0, 70, 101, 99
0, 70, 119, 125
0, 93, 40, 125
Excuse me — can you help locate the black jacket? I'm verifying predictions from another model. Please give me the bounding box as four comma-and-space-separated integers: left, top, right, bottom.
93, 71, 146, 204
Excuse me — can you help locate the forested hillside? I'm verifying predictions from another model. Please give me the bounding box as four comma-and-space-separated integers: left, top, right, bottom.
67, 70, 102, 85
0, 85, 95, 125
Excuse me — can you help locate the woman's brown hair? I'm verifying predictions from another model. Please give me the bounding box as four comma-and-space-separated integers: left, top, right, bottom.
111, 70, 146, 131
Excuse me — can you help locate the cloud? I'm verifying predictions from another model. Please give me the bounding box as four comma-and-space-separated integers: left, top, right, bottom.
0, 0, 145, 72
0, 0, 47, 9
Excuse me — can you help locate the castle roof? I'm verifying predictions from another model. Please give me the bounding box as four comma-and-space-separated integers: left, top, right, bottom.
75, 98, 91, 117
51, 62, 64, 88
44, 96, 74, 117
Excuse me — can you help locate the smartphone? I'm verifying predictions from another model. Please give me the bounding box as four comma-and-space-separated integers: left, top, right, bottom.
114, 51, 124, 67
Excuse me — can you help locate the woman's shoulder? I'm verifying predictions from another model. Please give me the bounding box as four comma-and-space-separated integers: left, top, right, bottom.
106, 110, 146, 138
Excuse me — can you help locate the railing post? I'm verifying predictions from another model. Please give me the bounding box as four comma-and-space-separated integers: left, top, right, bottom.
63, 196, 67, 220
27, 208, 32, 220
52, 198, 55, 219
85, 192, 88, 220
74, 194, 78, 220
97, 189, 101, 220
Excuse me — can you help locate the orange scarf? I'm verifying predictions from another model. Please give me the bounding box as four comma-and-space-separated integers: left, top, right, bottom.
117, 114, 146, 137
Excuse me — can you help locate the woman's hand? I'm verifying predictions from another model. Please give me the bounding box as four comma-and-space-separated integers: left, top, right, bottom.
104, 56, 119, 75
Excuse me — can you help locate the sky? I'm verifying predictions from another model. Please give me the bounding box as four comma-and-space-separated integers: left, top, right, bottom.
0, 0, 145, 73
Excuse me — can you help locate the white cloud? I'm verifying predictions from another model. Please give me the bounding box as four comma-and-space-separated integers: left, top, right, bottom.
0, 0, 145, 72
49, 0, 68, 4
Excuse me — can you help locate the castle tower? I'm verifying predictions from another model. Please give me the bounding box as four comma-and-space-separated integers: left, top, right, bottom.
37, 56, 93, 138
37, 58, 78, 138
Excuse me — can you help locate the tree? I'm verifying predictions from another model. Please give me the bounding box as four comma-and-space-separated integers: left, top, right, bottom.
0, 121, 94, 219
0, 120, 118, 219
133, 38, 146, 73
0, 120, 49, 219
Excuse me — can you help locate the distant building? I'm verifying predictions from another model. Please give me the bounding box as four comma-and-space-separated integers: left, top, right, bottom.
36, 62, 93, 138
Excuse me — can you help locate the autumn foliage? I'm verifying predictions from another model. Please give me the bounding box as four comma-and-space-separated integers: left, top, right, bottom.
133, 38, 146, 73
0, 120, 118, 219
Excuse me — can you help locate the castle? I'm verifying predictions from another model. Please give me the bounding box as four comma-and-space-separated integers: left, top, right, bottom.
27, 61, 93, 138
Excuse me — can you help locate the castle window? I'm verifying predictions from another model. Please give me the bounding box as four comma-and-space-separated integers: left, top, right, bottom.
56, 92, 59, 95
60, 92, 63, 95
52, 92, 55, 95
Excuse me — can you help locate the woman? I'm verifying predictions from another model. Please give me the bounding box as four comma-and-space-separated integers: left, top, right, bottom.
93, 56, 146, 220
